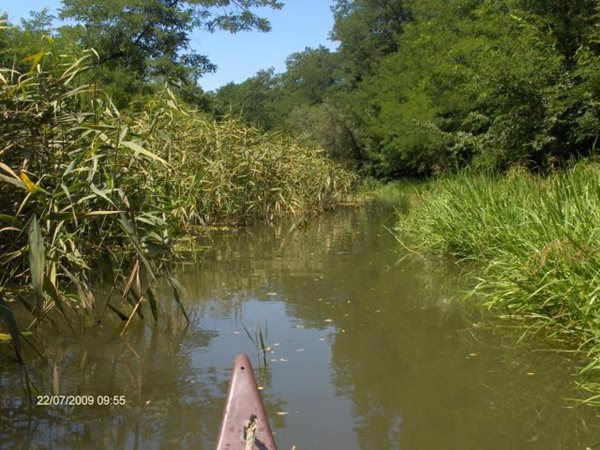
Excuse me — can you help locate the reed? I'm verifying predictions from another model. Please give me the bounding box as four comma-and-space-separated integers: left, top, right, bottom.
243, 321, 271, 368
0, 48, 355, 345
396, 162, 600, 399
362, 179, 422, 213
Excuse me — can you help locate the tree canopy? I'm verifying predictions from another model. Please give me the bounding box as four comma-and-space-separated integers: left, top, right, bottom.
2, 0, 283, 106
214, 0, 599, 176
4, 0, 598, 176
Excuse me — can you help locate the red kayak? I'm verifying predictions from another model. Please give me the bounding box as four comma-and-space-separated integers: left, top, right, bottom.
216, 354, 278, 450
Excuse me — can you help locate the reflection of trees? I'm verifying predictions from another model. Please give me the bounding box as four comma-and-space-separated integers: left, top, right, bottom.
172, 204, 598, 449
3, 204, 598, 449
328, 305, 600, 449
175, 204, 598, 449
0, 320, 285, 449
176, 205, 378, 281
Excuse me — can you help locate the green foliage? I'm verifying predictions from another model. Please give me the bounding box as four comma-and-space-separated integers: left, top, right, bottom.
0, 49, 178, 328
517, 0, 599, 63
0, 49, 355, 336
56, 0, 283, 106
396, 162, 600, 380
331, 0, 411, 82
217, 0, 599, 177
285, 101, 361, 163
338, 0, 600, 176
213, 46, 363, 162
215, 68, 284, 129
282, 46, 341, 105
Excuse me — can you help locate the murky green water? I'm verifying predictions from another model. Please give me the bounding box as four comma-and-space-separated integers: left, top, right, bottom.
1, 204, 599, 449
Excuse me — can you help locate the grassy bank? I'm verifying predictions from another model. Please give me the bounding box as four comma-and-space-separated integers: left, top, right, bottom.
0, 50, 355, 342
394, 163, 600, 401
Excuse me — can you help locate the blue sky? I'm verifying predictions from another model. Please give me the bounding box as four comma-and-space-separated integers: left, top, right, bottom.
1, 0, 338, 91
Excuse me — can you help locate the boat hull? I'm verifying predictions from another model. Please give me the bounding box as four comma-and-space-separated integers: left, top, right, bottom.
215, 354, 277, 450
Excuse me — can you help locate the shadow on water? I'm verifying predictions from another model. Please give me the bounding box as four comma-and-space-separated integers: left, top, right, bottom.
1, 203, 599, 449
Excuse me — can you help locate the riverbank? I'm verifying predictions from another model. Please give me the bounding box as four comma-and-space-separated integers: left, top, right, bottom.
392, 162, 600, 403
0, 51, 355, 340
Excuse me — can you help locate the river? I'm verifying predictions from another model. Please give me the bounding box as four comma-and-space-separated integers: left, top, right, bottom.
1, 203, 598, 449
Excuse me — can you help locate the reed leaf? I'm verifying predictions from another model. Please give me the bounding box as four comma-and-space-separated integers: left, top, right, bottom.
0, 295, 23, 364
28, 216, 45, 304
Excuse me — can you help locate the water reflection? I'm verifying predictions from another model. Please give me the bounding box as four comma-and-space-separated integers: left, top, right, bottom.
1, 204, 599, 449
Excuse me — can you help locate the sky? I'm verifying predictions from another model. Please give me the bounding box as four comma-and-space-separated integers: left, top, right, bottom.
1, 0, 338, 91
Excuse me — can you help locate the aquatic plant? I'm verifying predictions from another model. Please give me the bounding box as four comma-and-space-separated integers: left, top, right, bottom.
243, 321, 271, 368
396, 162, 600, 400
0, 48, 355, 348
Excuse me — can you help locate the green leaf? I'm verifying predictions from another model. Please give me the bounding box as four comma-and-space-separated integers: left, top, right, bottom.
0, 214, 21, 227
121, 140, 169, 167
0, 295, 23, 363
117, 216, 156, 281
28, 216, 45, 299
166, 272, 188, 324
147, 288, 158, 321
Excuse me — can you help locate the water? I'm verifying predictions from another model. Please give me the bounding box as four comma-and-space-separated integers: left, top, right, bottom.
1, 204, 599, 449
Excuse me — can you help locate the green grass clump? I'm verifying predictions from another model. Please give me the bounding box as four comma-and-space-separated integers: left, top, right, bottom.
396, 163, 600, 397
372, 180, 424, 213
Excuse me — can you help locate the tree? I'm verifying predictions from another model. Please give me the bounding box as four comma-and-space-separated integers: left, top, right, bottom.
215, 68, 283, 129
0, 9, 59, 71
331, 0, 411, 83
517, 0, 598, 64
342, 0, 571, 175
58, 0, 283, 105
282, 46, 341, 105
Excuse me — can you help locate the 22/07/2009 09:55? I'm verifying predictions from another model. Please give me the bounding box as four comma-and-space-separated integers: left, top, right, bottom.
35, 394, 127, 406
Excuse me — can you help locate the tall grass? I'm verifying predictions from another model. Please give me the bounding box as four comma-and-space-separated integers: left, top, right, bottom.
131, 93, 355, 226
359, 178, 422, 213
0, 48, 355, 347
396, 163, 600, 399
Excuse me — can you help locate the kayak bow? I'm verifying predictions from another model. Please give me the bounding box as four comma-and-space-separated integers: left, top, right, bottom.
216, 354, 277, 450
